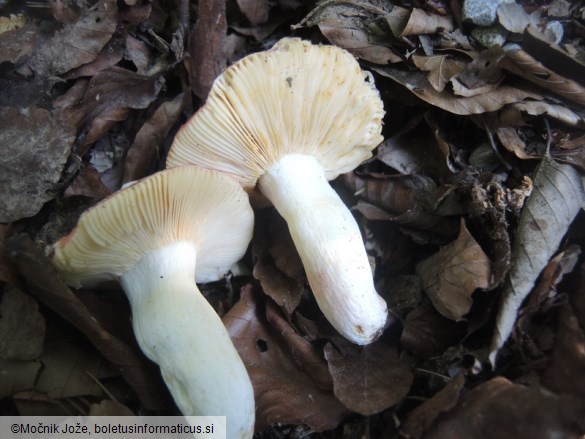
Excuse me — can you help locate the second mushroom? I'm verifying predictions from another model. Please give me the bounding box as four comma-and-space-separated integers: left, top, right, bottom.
167, 38, 388, 345
49, 166, 255, 438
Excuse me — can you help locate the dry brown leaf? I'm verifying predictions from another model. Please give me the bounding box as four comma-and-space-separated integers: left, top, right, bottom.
490, 157, 585, 365
374, 68, 542, 115
294, 1, 401, 64
125, 35, 152, 74
224, 286, 348, 431
499, 45, 585, 106
253, 211, 304, 315
124, 93, 185, 182
522, 26, 585, 87
501, 101, 584, 127
64, 165, 112, 199
236, 0, 272, 25
417, 219, 492, 321
5, 234, 170, 410
401, 373, 465, 439
0, 286, 45, 361
28, 0, 117, 76
324, 340, 413, 415
424, 378, 585, 439
412, 54, 465, 92
0, 359, 41, 399
0, 23, 39, 65
344, 173, 459, 237
188, 0, 227, 100
36, 336, 118, 399
0, 106, 75, 222
65, 30, 126, 79
58, 67, 162, 153
543, 304, 585, 399
400, 305, 464, 359
455, 49, 504, 90
376, 118, 452, 178
399, 8, 453, 37
496, 127, 535, 160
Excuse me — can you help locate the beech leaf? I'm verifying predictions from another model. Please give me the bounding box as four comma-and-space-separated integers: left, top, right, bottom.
490, 157, 585, 365
417, 220, 492, 321
224, 286, 348, 431
374, 68, 542, 115
324, 341, 413, 415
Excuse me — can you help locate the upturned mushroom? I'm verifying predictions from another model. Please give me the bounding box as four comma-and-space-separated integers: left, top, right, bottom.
49, 166, 255, 438
167, 38, 388, 345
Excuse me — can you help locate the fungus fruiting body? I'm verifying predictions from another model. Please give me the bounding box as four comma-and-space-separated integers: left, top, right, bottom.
167, 38, 388, 345
50, 166, 255, 438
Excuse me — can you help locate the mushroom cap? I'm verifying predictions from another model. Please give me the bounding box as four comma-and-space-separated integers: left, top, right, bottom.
166, 38, 385, 190
50, 166, 254, 287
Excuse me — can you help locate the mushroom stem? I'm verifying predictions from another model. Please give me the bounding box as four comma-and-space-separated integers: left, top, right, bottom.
120, 242, 254, 438
258, 154, 388, 345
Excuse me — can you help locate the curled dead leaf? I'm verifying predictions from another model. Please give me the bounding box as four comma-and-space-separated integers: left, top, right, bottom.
417, 219, 492, 321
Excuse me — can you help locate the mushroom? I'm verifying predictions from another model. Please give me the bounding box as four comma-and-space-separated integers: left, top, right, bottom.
49, 166, 255, 438
167, 38, 388, 345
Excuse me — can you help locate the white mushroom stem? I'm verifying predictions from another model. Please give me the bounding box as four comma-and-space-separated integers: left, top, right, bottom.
258, 154, 388, 345
120, 242, 254, 438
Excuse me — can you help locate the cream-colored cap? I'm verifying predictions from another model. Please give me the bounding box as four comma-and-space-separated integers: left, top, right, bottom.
167, 38, 384, 190
50, 166, 254, 286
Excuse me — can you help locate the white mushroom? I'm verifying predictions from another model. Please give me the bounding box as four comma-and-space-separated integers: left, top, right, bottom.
49, 166, 255, 438
167, 38, 388, 345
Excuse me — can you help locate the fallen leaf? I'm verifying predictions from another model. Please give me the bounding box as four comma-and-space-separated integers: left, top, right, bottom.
0, 23, 40, 65
417, 219, 492, 320
412, 54, 466, 92
324, 340, 413, 415
236, 0, 272, 25
398, 8, 453, 37
501, 101, 584, 127
28, 0, 118, 76
424, 377, 585, 439
224, 286, 348, 431
0, 359, 41, 399
375, 67, 542, 115
401, 305, 464, 359
499, 44, 585, 107
490, 157, 585, 365
252, 211, 304, 315
401, 373, 465, 439
35, 336, 118, 399
0, 106, 75, 222
294, 1, 402, 64
342, 173, 459, 237
543, 303, 585, 399
65, 29, 126, 79
124, 93, 185, 182
0, 285, 45, 361
64, 165, 112, 199
522, 26, 585, 87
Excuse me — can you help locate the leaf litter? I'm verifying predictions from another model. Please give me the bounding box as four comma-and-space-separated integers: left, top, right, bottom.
1, 0, 585, 437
